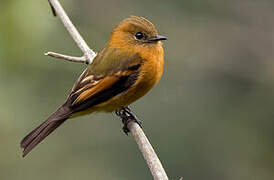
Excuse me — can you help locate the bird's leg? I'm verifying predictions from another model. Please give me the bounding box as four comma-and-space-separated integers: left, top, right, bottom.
115, 107, 142, 135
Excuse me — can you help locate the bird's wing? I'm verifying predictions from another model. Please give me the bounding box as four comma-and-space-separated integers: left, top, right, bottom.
66, 62, 142, 114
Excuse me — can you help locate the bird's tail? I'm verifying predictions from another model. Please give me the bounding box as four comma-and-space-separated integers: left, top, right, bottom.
20, 105, 71, 157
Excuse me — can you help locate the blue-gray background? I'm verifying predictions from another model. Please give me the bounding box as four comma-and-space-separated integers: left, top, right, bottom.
0, 0, 273, 179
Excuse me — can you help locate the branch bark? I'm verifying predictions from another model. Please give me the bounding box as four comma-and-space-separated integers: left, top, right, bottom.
47, 1, 168, 179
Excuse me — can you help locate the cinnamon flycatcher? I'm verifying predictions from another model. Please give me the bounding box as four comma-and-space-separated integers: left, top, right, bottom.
20, 16, 167, 157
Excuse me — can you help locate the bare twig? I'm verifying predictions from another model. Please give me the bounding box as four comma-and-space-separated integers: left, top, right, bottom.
48, 0, 96, 64
128, 122, 168, 180
47, 1, 168, 179
45, 52, 88, 64
48, 0, 56, 16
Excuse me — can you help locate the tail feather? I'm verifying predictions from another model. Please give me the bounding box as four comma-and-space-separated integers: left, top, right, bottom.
20, 105, 71, 157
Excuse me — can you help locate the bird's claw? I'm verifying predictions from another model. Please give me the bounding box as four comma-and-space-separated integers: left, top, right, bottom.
115, 107, 142, 135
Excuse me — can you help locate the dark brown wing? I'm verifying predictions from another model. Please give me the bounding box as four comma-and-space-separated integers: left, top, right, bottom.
66, 63, 141, 114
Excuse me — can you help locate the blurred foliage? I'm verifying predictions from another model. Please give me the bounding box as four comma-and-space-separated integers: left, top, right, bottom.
0, 0, 274, 179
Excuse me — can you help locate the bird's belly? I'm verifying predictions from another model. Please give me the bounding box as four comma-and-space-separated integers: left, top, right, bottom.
94, 81, 155, 112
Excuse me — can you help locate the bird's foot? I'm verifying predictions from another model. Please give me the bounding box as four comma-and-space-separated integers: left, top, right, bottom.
115, 107, 142, 135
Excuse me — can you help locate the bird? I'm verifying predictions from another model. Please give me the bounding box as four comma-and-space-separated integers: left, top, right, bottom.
20, 16, 167, 157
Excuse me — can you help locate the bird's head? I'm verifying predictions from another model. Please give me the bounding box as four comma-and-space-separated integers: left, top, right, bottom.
109, 16, 167, 51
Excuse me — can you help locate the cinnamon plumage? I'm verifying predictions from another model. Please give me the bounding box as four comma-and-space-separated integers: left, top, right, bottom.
20, 16, 166, 157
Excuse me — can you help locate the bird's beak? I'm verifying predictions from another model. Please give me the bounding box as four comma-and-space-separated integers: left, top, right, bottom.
148, 35, 167, 42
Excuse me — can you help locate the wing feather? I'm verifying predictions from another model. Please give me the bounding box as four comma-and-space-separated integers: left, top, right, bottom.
72, 75, 119, 105
66, 62, 142, 114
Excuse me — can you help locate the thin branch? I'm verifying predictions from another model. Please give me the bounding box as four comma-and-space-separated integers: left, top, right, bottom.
48, 0, 96, 64
47, 1, 168, 179
45, 52, 88, 64
128, 122, 168, 180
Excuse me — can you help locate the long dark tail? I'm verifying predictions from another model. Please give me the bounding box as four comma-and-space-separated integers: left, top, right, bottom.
20, 105, 71, 157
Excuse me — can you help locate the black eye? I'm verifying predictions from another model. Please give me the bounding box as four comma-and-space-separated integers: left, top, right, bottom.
135, 32, 144, 40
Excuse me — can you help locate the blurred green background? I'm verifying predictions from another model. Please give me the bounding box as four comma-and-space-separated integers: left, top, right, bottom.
1, 0, 274, 179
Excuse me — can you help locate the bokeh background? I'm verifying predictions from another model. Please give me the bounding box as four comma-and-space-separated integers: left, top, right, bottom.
1, 0, 274, 179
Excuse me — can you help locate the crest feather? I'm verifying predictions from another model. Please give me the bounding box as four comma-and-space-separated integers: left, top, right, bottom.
113, 16, 158, 35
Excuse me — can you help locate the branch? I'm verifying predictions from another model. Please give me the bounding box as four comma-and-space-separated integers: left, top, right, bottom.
47, 1, 168, 179
45, 52, 89, 64
48, 0, 96, 64
128, 122, 168, 179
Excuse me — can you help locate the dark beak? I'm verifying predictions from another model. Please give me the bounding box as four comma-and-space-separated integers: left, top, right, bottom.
148, 35, 167, 42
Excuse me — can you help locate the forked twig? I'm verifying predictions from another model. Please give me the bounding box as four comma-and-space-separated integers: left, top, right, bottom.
47, 0, 96, 64
46, 1, 168, 179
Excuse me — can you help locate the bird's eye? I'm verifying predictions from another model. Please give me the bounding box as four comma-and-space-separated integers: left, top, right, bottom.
135, 32, 144, 40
